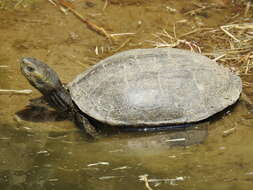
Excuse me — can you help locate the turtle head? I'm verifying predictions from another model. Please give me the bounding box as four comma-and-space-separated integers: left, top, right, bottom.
20, 57, 62, 95
21, 57, 73, 112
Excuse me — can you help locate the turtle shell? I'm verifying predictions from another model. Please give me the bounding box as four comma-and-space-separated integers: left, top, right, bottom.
69, 48, 242, 126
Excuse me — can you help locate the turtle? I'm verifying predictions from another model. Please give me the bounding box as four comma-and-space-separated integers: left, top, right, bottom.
20, 48, 242, 138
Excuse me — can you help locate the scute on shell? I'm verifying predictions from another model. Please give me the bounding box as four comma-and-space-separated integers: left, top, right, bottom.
69, 48, 242, 126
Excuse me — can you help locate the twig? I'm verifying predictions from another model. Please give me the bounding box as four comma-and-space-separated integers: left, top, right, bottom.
220, 26, 240, 42
0, 65, 8, 68
213, 54, 226, 61
47, 0, 57, 6
59, 6, 68, 15
14, 0, 24, 8
139, 175, 154, 190
0, 89, 32, 95
165, 138, 186, 142
222, 23, 253, 30
0, 137, 10, 140
166, 6, 176, 13
108, 149, 123, 153
184, 5, 212, 16
113, 38, 131, 52
112, 166, 130, 170
173, 23, 177, 39
151, 29, 201, 53
179, 28, 213, 38
99, 176, 124, 180
110, 32, 136, 37
103, 0, 108, 11
14, 18, 48, 24
57, 0, 114, 41
142, 177, 185, 185
244, 2, 251, 17
245, 59, 251, 74
95, 46, 99, 55
87, 162, 109, 167
13, 115, 22, 124
223, 127, 236, 137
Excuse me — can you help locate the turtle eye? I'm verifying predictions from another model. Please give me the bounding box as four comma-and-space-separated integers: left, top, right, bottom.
26, 66, 35, 72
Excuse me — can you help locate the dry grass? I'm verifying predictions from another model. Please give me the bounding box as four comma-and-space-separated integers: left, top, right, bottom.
149, 16, 253, 78
146, 0, 252, 97
0, 0, 38, 9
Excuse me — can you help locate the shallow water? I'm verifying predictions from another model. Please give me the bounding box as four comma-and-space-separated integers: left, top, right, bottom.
1, 0, 253, 189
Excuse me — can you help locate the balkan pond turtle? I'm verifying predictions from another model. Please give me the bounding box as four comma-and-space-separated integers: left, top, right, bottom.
20, 48, 242, 138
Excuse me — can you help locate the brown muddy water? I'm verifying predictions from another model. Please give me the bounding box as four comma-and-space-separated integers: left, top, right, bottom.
0, 0, 253, 189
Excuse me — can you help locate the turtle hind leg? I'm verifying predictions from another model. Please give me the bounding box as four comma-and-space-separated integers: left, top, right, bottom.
74, 112, 100, 139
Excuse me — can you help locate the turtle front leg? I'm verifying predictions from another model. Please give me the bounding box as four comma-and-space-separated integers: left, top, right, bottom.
74, 112, 100, 139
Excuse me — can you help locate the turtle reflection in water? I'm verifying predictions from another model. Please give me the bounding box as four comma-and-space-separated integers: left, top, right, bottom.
20, 48, 242, 139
